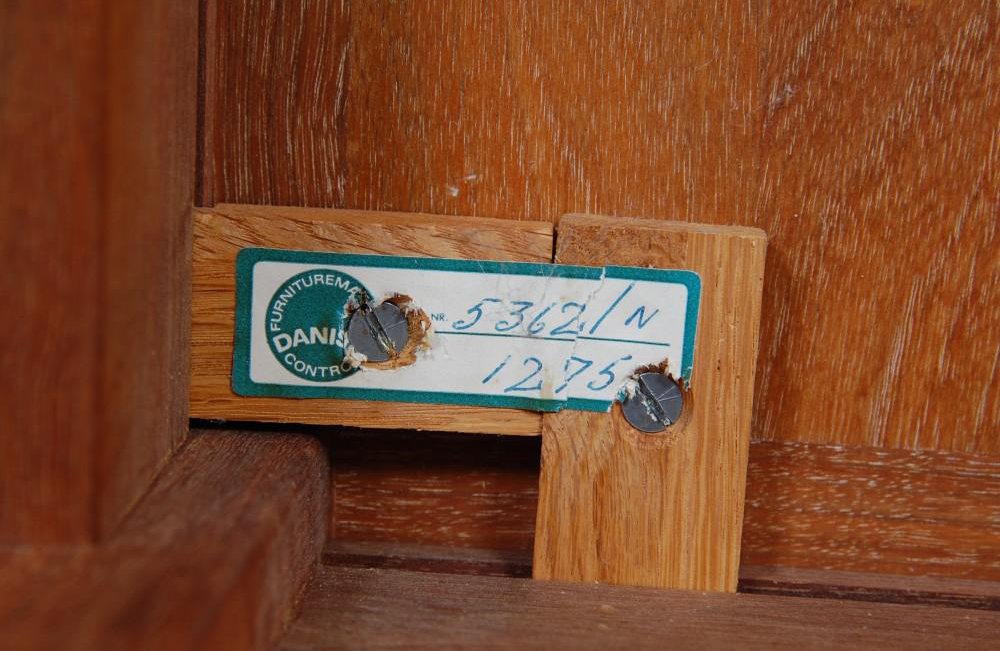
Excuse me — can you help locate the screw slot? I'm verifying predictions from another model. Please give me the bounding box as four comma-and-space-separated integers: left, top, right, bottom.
620, 372, 683, 433
347, 292, 410, 362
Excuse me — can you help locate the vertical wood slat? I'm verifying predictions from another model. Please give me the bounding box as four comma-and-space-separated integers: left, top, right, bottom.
0, 0, 197, 543
534, 215, 766, 591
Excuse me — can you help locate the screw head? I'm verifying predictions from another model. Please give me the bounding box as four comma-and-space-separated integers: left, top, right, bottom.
620, 372, 683, 433
347, 300, 410, 362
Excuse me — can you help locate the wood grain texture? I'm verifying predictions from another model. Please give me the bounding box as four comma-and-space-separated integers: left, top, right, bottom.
275, 566, 1000, 651
205, 0, 999, 454
0, 0, 196, 543
0, 429, 329, 651
191, 204, 551, 435
742, 441, 1000, 581
205, 1, 756, 220
753, 0, 1000, 453
328, 429, 541, 553
533, 215, 766, 591
323, 427, 1000, 581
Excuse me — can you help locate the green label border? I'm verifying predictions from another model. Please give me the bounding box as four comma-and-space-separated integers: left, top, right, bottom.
232, 248, 701, 412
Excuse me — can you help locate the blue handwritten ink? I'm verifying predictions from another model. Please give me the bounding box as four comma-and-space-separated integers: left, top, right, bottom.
587, 354, 633, 391
587, 282, 634, 335
496, 301, 534, 333
555, 356, 593, 393
527, 302, 556, 335
452, 298, 501, 330
481, 355, 511, 383
551, 302, 586, 336
624, 305, 660, 329
505, 357, 544, 392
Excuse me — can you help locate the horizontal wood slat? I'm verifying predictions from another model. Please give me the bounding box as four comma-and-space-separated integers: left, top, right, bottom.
190, 204, 552, 436
275, 566, 1000, 650
321, 540, 1000, 611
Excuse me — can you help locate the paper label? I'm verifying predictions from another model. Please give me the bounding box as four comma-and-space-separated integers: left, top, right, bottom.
232, 249, 700, 413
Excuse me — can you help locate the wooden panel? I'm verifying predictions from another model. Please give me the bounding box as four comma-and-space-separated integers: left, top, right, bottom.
205, 1, 756, 220
533, 215, 766, 591
329, 429, 540, 552
0, 429, 328, 651
754, 0, 1000, 453
742, 441, 1000, 581
326, 429, 1000, 581
0, 0, 196, 543
276, 566, 1000, 651
191, 204, 550, 435
205, 1, 999, 455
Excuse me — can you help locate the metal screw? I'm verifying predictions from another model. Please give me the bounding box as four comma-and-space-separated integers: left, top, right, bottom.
347, 292, 410, 362
620, 372, 683, 433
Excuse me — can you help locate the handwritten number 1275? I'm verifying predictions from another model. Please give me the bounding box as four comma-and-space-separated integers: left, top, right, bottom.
482, 354, 633, 395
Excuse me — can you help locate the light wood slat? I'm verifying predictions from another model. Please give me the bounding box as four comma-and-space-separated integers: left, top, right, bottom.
533, 214, 766, 591
190, 204, 552, 435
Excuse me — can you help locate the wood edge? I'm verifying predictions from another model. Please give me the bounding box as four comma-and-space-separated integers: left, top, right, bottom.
319, 541, 1000, 611
188, 408, 542, 436
557, 212, 768, 241
211, 203, 555, 238
0, 429, 331, 649
739, 565, 1000, 612
324, 540, 533, 578
195, 0, 216, 207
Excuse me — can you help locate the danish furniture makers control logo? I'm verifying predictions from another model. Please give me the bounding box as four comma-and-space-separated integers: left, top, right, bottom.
265, 268, 368, 382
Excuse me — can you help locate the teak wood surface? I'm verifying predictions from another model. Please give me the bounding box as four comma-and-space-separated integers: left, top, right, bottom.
533, 215, 766, 591
190, 203, 550, 435
328, 430, 1000, 582
204, 0, 999, 455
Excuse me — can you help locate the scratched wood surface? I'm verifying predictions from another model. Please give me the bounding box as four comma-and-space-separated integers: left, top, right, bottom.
0, 0, 196, 543
322, 428, 1000, 581
190, 204, 550, 435
275, 566, 1000, 651
204, 0, 999, 454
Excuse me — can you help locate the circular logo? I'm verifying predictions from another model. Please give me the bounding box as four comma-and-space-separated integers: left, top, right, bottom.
266, 268, 368, 382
